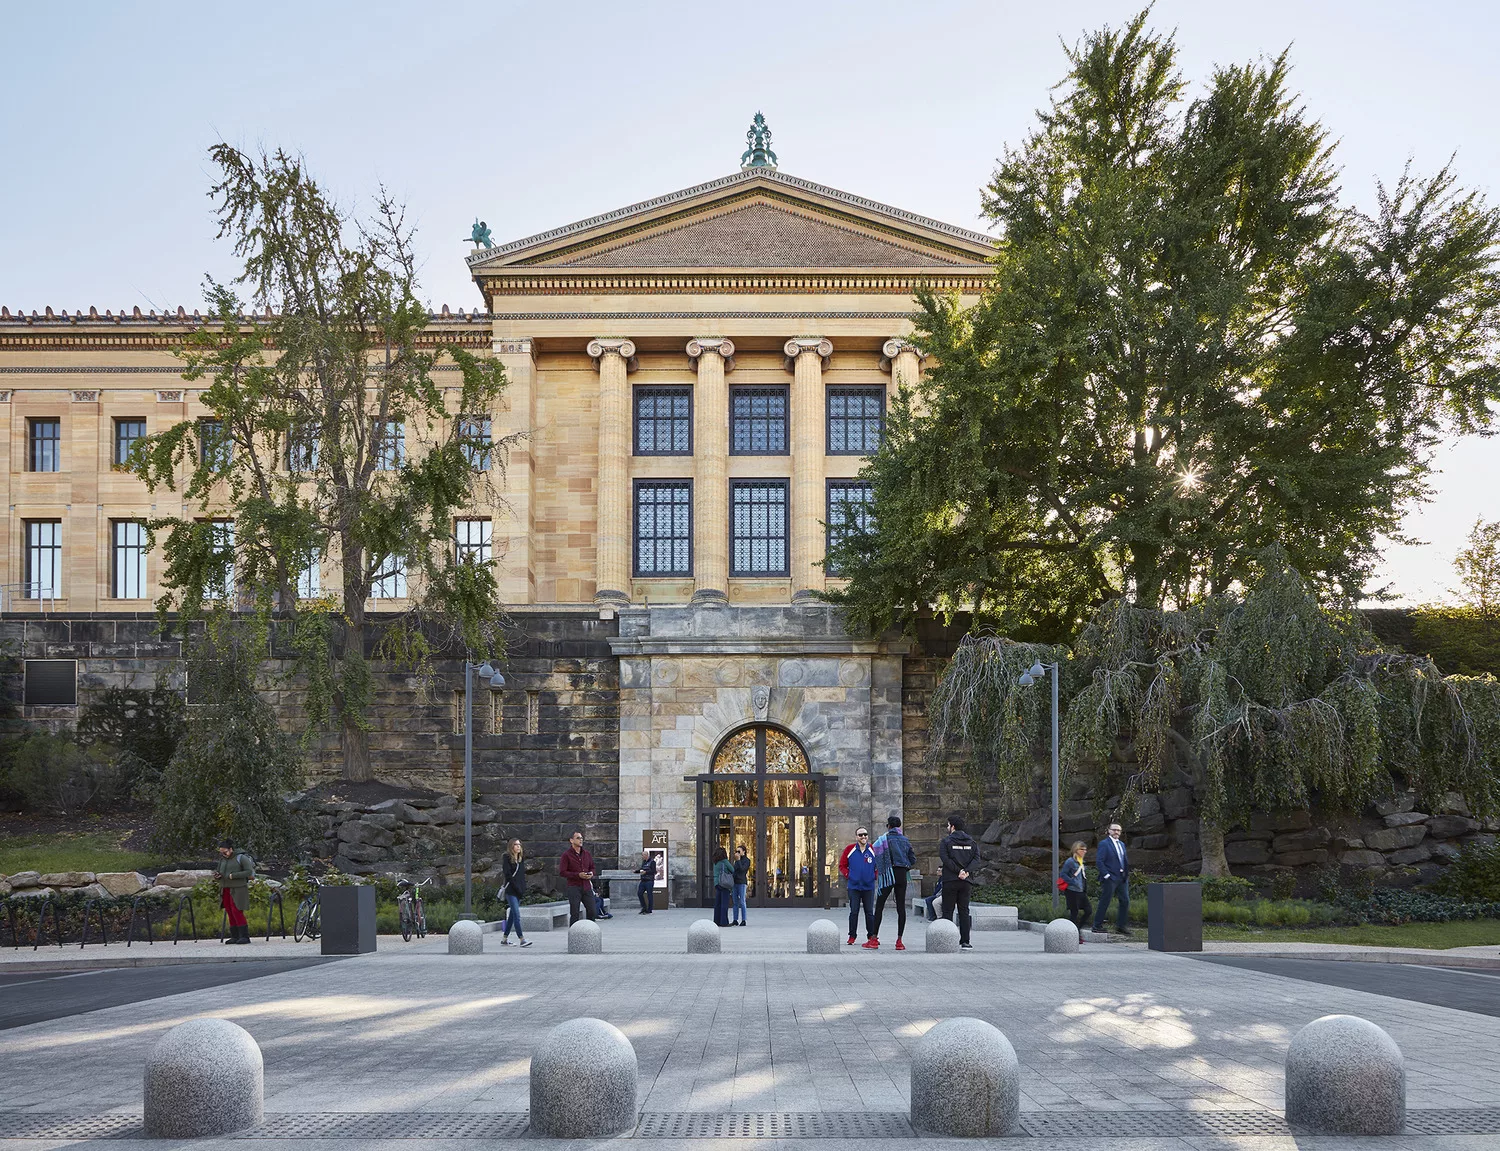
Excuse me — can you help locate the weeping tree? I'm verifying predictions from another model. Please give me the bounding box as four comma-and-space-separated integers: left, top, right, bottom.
131, 145, 514, 781
929, 560, 1500, 875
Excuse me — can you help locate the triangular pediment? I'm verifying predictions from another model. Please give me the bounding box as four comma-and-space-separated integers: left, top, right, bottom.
468, 169, 995, 273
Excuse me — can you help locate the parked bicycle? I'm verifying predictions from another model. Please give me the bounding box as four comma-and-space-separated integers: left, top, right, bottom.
397, 878, 431, 941
293, 877, 324, 942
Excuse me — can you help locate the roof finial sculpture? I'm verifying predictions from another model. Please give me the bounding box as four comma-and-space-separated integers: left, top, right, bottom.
740, 112, 778, 171
467, 219, 493, 249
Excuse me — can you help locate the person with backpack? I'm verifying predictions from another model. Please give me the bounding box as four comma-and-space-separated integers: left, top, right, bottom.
1059, 840, 1090, 944
938, 814, 979, 950
871, 814, 916, 950
216, 840, 255, 945
711, 847, 734, 926
730, 845, 751, 926
842, 828, 878, 947
499, 838, 533, 947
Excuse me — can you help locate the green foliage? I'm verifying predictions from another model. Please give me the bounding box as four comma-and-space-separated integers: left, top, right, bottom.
1406, 607, 1500, 677
828, 11, 1500, 638
1333, 888, 1500, 925
127, 146, 514, 781
77, 683, 187, 799
1429, 839, 1500, 902
152, 629, 307, 859
1453, 517, 1500, 618
3, 734, 125, 814
1270, 870, 1297, 900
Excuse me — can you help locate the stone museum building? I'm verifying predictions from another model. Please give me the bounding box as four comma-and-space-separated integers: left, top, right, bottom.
0, 121, 998, 904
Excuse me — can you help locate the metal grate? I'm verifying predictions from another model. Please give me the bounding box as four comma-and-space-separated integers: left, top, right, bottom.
1021, 1111, 1290, 1138
636, 1112, 915, 1139
0, 1115, 142, 1140
1405, 1109, 1500, 1135
245, 1113, 530, 1139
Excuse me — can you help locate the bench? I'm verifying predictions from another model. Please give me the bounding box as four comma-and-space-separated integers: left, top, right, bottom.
483, 900, 570, 932
911, 896, 1019, 930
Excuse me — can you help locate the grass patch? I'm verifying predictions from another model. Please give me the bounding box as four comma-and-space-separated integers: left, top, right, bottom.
0, 830, 168, 876
1202, 919, 1500, 949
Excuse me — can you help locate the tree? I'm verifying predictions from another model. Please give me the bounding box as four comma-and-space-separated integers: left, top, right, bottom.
929, 559, 1500, 876
1453, 517, 1500, 619
77, 682, 187, 799
828, 12, 1500, 639
1408, 517, 1500, 676
131, 146, 514, 780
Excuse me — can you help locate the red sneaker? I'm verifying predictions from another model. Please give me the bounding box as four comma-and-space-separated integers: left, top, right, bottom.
894, 939, 906, 951
847, 936, 856, 946
862, 938, 880, 949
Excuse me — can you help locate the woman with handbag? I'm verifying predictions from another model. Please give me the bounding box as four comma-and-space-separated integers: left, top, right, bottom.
1060, 841, 1091, 943
499, 839, 533, 947
711, 847, 734, 927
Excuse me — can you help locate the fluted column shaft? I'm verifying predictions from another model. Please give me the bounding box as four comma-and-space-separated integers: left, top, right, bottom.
786, 337, 832, 601
588, 338, 636, 604
882, 337, 927, 416
687, 338, 734, 604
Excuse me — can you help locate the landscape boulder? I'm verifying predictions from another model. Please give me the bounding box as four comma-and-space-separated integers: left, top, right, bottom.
153, 870, 214, 889
11, 886, 56, 899
1381, 811, 1428, 828
6, 871, 41, 889
96, 872, 149, 898
1426, 815, 1480, 839
1364, 825, 1427, 852
38, 872, 95, 888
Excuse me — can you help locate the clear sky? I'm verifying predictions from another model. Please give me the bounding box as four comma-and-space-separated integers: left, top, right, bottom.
2, 1, 1494, 604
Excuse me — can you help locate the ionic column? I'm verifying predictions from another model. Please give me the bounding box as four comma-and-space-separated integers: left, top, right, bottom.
785, 337, 832, 602
880, 337, 928, 416
686, 338, 735, 604
587, 337, 637, 605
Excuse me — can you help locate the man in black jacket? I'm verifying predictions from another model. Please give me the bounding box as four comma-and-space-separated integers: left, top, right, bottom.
938, 814, 979, 950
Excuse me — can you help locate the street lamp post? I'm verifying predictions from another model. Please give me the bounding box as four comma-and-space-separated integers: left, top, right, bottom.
1018, 659, 1061, 911
463, 659, 506, 919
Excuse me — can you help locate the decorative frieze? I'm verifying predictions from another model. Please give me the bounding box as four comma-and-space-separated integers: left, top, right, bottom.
71, 390, 99, 403
156, 390, 184, 402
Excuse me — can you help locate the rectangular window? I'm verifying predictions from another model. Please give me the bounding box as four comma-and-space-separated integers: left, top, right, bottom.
287, 425, 319, 473
730, 386, 789, 455
374, 420, 404, 471
296, 549, 321, 599
111, 520, 148, 599
634, 387, 692, 455
113, 419, 147, 467
371, 553, 407, 598
24, 660, 77, 706
198, 419, 231, 467
28, 419, 61, 472
24, 520, 62, 599
826, 481, 875, 576
204, 519, 234, 600
458, 415, 492, 470
634, 481, 692, 576
827, 386, 885, 454
731, 480, 789, 577
455, 518, 493, 565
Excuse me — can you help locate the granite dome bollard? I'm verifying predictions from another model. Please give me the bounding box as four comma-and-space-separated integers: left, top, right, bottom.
1286, 1014, 1405, 1135
910, 1017, 1020, 1137
144, 1018, 264, 1138
687, 919, 721, 953
1044, 917, 1080, 953
925, 918, 960, 953
806, 918, 840, 954
447, 919, 483, 955
529, 1017, 637, 1137
568, 920, 603, 954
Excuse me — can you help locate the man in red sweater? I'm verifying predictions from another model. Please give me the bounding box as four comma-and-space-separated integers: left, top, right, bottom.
560, 830, 598, 925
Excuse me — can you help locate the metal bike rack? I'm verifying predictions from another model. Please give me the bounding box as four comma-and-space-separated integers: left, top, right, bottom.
265, 890, 287, 940
125, 896, 154, 946
33, 898, 63, 950
79, 899, 109, 948
172, 895, 198, 944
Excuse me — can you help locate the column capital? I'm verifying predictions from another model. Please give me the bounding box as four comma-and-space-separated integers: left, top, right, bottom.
586, 337, 638, 371
686, 337, 736, 371
783, 336, 832, 372
879, 337, 926, 371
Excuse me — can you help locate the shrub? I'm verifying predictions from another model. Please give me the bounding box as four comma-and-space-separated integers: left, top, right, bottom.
3, 733, 124, 814
1269, 870, 1297, 900
77, 683, 186, 800
1428, 839, 1500, 902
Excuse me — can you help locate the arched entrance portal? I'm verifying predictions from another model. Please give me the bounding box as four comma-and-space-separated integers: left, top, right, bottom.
692, 725, 827, 907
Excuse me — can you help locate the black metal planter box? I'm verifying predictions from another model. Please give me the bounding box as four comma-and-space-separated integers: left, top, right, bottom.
320, 884, 377, 955
1146, 882, 1203, 953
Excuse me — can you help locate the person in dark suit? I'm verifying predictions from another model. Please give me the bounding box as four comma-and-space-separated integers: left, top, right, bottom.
1092, 822, 1132, 936
635, 849, 657, 914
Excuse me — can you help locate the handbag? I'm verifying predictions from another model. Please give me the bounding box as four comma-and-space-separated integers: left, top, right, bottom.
1056, 876, 1069, 892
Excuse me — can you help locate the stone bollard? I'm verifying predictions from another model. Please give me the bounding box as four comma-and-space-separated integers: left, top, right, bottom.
806, 918, 841, 954
447, 919, 484, 955
144, 1018, 264, 1138
687, 919, 721, 953
910, 1017, 1020, 1137
1043, 918, 1080, 954
1285, 1015, 1405, 1135
925, 918, 960, 953
529, 1017, 637, 1137
568, 920, 603, 954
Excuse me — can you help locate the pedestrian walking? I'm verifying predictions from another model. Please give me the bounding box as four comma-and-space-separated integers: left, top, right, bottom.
842, 828, 878, 947
560, 830, 598, 925
871, 814, 916, 950
635, 848, 657, 914
1060, 840, 1091, 943
216, 839, 254, 945
711, 847, 734, 927
938, 814, 978, 950
1092, 822, 1132, 936
730, 845, 750, 926
499, 838, 534, 947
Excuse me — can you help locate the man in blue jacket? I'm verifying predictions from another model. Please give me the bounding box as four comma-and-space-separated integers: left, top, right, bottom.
1093, 822, 1132, 936
841, 828, 878, 947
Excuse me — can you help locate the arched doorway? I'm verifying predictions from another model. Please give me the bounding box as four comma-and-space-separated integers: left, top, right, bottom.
692, 724, 827, 907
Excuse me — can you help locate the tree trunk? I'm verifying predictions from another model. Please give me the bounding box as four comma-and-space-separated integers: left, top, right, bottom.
1198, 821, 1230, 877
341, 714, 372, 783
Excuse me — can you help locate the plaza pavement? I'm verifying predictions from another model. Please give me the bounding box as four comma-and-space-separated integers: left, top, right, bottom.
1, 908, 1497, 1149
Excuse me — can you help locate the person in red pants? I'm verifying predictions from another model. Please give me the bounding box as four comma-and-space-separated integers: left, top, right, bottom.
216, 840, 255, 944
